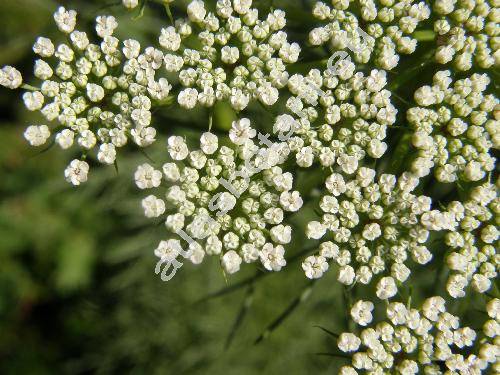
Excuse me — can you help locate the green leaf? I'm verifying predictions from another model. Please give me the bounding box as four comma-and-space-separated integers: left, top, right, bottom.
313, 325, 339, 339
224, 284, 255, 350
254, 280, 316, 344
54, 232, 95, 293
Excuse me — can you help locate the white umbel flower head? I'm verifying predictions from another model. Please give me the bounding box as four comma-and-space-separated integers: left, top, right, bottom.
137, 124, 298, 276
408, 71, 498, 182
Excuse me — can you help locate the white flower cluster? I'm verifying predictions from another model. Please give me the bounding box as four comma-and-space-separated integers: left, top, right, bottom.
302, 169, 448, 297
309, 0, 430, 70
442, 182, 499, 298
338, 296, 498, 374
4, 7, 174, 184
1, 3, 500, 364
162, 0, 300, 110
408, 70, 498, 182
278, 68, 394, 170
433, 0, 499, 71
136, 119, 304, 275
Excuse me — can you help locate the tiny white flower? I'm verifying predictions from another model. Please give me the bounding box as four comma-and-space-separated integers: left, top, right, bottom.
270, 224, 292, 244
167, 136, 189, 160
257, 82, 279, 106
134, 163, 162, 189
222, 250, 242, 274
187, 0, 206, 23
77, 130, 97, 150
306, 221, 326, 240
362, 223, 381, 241
95, 15, 118, 38
123, 39, 141, 59
33, 37, 55, 57
200, 132, 219, 155
165, 213, 185, 232
0, 66, 23, 89
23, 91, 44, 111
34, 60, 53, 80
338, 265, 355, 285
55, 129, 75, 149
178, 88, 198, 109
142, 195, 166, 218
24, 125, 50, 146
64, 159, 89, 185
162, 163, 180, 182
53, 7, 77, 34
279, 191, 303, 212
122, 0, 139, 9
159, 27, 181, 51
97, 143, 116, 164
302, 255, 329, 279
350, 300, 374, 326
86, 83, 105, 102
154, 239, 183, 261
338, 333, 361, 352
229, 118, 256, 145
367, 139, 387, 158
188, 242, 205, 264
376, 276, 398, 300
464, 161, 486, 181
338, 154, 358, 175
260, 243, 286, 271
422, 296, 446, 321
131, 127, 156, 147
326, 173, 347, 196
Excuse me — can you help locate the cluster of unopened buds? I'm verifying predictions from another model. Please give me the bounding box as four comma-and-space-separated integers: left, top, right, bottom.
409, 70, 498, 183
302, 170, 439, 294
433, 0, 499, 71
309, 0, 431, 70
0, 1, 498, 371
337, 296, 499, 374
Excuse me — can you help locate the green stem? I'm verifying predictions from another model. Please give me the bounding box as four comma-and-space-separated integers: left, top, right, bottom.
132, 0, 148, 20
342, 286, 353, 331
414, 30, 436, 42
164, 3, 174, 24
208, 108, 213, 132
21, 83, 39, 91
